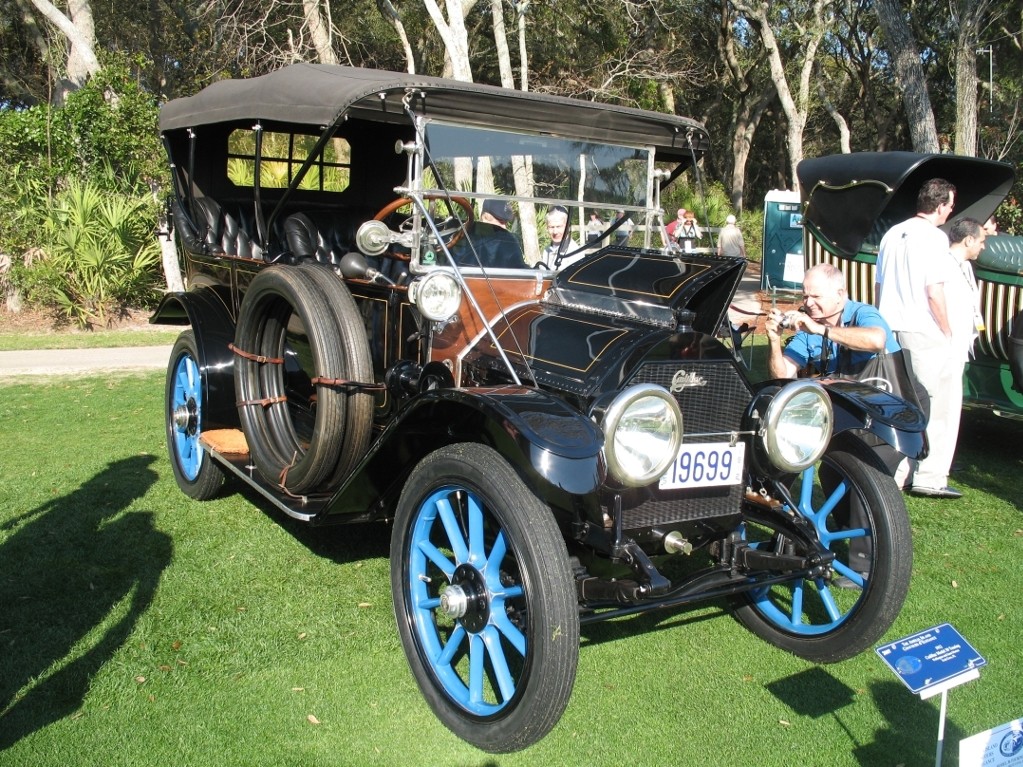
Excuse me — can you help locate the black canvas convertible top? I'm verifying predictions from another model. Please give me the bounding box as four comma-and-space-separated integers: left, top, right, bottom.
159, 64, 709, 163
798, 152, 1015, 257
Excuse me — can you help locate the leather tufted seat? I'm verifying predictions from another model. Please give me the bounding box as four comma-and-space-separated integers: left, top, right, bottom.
173, 197, 263, 259
284, 212, 343, 267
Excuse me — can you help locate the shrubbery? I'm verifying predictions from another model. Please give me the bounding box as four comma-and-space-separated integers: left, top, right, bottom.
20, 178, 163, 327
0, 55, 168, 327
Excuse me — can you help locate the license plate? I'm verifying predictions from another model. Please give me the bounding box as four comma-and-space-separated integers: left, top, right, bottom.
658, 442, 746, 490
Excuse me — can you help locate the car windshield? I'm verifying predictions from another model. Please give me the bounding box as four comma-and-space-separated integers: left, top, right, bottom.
422, 122, 651, 209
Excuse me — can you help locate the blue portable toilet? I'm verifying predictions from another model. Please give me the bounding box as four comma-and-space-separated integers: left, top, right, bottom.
761, 190, 804, 292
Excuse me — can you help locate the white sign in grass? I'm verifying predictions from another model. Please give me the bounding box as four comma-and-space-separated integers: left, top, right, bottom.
959, 718, 1023, 767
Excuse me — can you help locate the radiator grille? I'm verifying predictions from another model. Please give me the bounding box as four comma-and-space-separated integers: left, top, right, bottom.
621, 359, 752, 529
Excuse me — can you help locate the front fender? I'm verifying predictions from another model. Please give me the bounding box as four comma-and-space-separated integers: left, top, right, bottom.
822, 379, 927, 459
318, 386, 606, 524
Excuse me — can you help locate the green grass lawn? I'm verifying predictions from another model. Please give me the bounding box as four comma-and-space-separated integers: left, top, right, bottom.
1, 372, 1020, 767
0, 328, 180, 351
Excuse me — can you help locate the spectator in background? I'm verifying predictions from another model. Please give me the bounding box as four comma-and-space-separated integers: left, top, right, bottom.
665, 208, 686, 242
939, 216, 987, 478
983, 216, 998, 236
676, 210, 703, 251
613, 210, 634, 247
875, 177, 960, 499
586, 213, 604, 246
717, 214, 746, 258
540, 206, 582, 269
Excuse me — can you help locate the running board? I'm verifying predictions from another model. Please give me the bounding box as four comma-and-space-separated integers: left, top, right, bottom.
201, 434, 329, 522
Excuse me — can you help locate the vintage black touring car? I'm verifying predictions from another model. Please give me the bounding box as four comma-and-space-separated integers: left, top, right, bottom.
154, 64, 926, 752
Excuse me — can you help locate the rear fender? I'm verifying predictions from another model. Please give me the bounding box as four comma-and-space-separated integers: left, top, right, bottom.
151, 287, 238, 429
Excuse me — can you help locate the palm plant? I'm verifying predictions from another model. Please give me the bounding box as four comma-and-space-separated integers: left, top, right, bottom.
38, 179, 162, 328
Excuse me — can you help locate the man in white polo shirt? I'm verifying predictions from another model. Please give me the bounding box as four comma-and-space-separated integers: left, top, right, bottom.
875, 178, 960, 498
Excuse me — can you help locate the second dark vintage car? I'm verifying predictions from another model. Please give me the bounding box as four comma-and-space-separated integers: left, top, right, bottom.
154, 64, 926, 752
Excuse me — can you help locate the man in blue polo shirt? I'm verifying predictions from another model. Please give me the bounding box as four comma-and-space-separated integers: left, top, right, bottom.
767, 262, 898, 379
766, 262, 901, 590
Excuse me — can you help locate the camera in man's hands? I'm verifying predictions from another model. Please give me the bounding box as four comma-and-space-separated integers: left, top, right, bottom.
778, 308, 807, 329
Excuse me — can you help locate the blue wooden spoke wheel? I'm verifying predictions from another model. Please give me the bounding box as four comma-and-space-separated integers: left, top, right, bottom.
165, 330, 224, 500
735, 435, 912, 662
390, 443, 578, 753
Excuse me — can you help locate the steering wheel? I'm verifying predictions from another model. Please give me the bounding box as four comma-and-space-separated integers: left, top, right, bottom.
373, 194, 474, 251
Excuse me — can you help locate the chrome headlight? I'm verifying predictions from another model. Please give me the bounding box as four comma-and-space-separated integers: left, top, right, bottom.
761, 380, 832, 472
408, 272, 461, 321
602, 384, 683, 487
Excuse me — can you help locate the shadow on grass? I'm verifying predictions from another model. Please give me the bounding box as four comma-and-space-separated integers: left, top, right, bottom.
765, 668, 965, 766
229, 478, 394, 565
579, 600, 731, 648
854, 679, 965, 766
0, 455, 169, 751
955, 408, 1023, 511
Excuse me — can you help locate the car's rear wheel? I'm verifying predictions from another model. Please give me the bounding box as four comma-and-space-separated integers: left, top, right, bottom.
390, 443, 579, 753
166, 330, 224, 500
734, 435, 912, 662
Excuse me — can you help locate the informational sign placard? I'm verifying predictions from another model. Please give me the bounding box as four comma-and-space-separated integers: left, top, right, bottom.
875, 623, 986, 695
959, 718, 1023, 767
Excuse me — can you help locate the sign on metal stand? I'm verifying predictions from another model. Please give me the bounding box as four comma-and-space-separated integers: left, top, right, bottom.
876, 623, 986, 767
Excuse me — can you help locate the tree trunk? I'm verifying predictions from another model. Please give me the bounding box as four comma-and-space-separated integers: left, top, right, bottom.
730, 86, 774, 212
732, 0, 831, 191
818, 80, 852, 153
29, 0, 101, 98
517, 1, 529, 91
377, 0, 416, 73
952, 0, 993, 156
302, 0, 338, 65
491, 0, 514, 86
422, 0, 476, 81
160, 226, 185, 294
874, 0, 940, 153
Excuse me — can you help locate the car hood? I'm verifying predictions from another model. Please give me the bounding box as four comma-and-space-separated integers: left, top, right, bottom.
462, 249, 746, 395
548, 249, 746, 335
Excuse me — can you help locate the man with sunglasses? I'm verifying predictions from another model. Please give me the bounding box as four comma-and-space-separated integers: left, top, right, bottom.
875, 178, 961, 498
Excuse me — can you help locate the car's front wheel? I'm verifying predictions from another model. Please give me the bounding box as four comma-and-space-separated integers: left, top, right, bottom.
734, 435, 912, 662
390, 443, 579, 753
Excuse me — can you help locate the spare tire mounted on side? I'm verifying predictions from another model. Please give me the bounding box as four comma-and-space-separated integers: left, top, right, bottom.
233, 264, 373, 493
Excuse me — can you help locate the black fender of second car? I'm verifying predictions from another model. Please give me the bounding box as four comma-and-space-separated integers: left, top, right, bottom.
151, 285, 240, 431
317, 385, 607, 527
744, 376, 927, 480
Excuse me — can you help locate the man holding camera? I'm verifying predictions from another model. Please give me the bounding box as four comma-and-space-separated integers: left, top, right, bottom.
766, 262, 901, 589
767, 263, 898, 379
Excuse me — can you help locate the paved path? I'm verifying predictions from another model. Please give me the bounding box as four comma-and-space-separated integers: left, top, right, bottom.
0, 345, 173, 378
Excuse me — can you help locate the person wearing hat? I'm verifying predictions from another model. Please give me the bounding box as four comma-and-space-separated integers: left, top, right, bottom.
448, 198, 527, 269
717, 214, 746, 258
